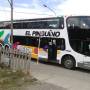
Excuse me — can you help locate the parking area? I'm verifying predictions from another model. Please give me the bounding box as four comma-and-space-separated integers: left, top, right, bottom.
31, 61, 90, 90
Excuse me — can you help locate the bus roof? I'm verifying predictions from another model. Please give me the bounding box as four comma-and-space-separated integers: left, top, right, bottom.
0, 16, 64, 23
0, 15, 90, 23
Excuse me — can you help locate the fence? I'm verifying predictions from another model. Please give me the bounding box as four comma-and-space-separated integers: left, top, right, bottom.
0, 48, 31, 75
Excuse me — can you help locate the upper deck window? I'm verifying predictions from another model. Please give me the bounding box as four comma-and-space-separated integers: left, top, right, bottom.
27, 17, 64, 29
0, 22, 11, 29
0, 17, 64, 29
67, 16, 90, 29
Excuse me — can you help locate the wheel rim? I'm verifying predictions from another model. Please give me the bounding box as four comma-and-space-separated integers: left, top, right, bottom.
64, 59, 73, 69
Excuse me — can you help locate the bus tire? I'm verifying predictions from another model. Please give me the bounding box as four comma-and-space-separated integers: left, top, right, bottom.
62, 56, 75, 69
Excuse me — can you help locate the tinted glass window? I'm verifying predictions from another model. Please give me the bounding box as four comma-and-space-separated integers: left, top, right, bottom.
28, 18, 64, 29
40, 38, 65, 50
40, 38, 50, 48
56, 38, 65, 50
67, 16, 90, 56
28, 21, 43, 29
70, 39, 83, 53
69, 39, 90, 56
22, 22, 29, 29
26, 37, 39, 47
47, 20, 59, 29
13, 23, 23, 29
13, 36, 26, 45
83, 40, 90, 56
13, 36, 39, 47
0, 17, 64, 29
67, 16, 90, 29
0, 22, 11, 29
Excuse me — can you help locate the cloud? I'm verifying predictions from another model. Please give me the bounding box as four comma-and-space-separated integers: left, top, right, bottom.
0, 0, 63, 21
0, 0, 90, 21
0, 6, 54, 21
57, 0, 90, 15
15, 3, 30, 8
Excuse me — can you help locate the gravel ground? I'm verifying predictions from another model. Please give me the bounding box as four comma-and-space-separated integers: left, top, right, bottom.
26, 81, 67, 90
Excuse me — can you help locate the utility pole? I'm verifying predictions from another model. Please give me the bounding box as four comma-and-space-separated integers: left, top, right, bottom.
8, 0, 13, 48
7, 0, 13, 68
43, 4, 56, 16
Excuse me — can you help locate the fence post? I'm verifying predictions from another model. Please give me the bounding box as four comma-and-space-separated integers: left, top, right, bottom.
0, 48, 2, 64
0, 47, 31, 74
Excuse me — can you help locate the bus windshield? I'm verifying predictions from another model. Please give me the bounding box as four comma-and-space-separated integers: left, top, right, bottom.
66, 16, 90, 56
67, 16, 90, 29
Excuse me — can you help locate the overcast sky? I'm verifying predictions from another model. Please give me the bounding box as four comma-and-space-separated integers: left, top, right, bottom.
0, 0, 90, 21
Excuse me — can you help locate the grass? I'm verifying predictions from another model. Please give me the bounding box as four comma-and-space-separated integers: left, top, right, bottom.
0, 67, 37, 90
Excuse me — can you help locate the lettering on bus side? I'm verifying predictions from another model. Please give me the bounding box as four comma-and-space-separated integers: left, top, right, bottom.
25, 30, 60, 37
25, 31, 31, 36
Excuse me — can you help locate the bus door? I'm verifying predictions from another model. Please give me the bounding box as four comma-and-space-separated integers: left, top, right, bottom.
48, 39, 57, 61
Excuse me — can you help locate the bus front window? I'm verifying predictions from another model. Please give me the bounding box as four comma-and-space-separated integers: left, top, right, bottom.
67, 16, 90, 56
67, 16, 90, 29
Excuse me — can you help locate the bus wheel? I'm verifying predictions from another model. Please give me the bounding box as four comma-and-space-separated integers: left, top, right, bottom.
62, 56, 75, 69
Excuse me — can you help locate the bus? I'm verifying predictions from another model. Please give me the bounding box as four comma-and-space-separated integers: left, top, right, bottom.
0, 16, 90, 69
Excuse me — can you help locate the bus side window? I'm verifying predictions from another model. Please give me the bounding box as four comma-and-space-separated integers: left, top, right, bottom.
22, 22, 28, 29
57, 38, 65, 50
13, 23, 22, 29
0, 22, 11, 29
40, 38, 48, 48
27, 37, 39, 47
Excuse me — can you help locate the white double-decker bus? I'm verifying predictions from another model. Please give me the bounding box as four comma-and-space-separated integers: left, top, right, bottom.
0, 16, 90, 69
